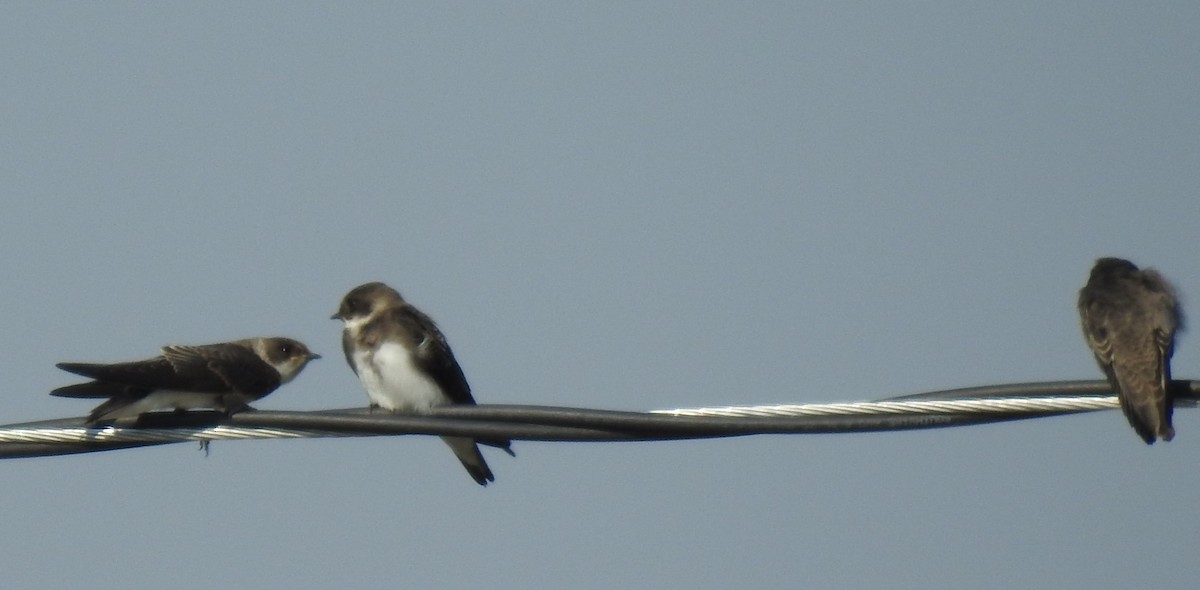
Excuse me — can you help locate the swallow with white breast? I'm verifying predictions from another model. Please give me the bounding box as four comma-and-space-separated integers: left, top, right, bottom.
333, 282, 513, 486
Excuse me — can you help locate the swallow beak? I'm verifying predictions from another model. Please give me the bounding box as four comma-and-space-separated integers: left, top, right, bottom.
330, 313, 340, 320
309, 352, 323, 360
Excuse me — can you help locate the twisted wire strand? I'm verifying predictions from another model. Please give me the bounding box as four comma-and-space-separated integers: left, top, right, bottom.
0, 379, 1194, 459
652, 396, 1119, 417
0, 425, 340, 445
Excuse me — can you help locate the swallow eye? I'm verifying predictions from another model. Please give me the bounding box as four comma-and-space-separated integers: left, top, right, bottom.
280, 344, 294, 355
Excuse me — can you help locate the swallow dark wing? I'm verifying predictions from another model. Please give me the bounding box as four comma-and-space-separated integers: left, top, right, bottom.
49, 378, 151, 399
1108, 330, 1172, 444
1127, 270, 1180, 442
161, 344, 282, 397
387, 306, 477, 406
341, 329, 360, 376
54, 356, 215, 393
1078, 300, 1118, 381
388, 306, 515, 455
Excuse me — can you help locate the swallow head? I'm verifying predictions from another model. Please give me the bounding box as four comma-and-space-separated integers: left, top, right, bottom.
331, 282, 405, 326
255, 337, 321, 383
1088, 257, 1140, 284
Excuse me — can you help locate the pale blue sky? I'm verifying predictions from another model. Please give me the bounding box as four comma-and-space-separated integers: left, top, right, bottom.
1, 3, 1198, 588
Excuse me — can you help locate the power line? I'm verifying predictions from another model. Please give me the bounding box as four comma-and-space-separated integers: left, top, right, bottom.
1, 379, 1195, 459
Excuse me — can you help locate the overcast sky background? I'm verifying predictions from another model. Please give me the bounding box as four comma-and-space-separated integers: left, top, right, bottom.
1, 3, 1197, 589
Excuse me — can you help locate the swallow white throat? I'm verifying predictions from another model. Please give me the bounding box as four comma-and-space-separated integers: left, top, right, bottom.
333, 281, 513, 486
52, 337, 320, 425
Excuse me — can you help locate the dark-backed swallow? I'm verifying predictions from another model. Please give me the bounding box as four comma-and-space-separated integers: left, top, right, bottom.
52, 337, 320, 425
333, 282, 513, 486
1078, 257, 1183, 444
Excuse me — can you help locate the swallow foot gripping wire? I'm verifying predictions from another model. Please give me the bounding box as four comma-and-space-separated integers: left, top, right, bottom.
0, 380, 1196, 459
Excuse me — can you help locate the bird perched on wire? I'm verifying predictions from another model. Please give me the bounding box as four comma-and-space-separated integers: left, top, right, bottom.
333, 281, 514, 486
52, 337, 321, 425
1078, 257, 1183, 444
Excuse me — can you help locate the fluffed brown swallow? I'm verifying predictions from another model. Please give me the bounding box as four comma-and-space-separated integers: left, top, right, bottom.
52, 337, 320, 425
333, 282, 513, 486
1078, 257, 1183, 444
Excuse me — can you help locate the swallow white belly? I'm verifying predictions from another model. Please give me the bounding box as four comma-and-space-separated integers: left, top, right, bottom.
355, 341, 446, 411
100, 391, 225, 421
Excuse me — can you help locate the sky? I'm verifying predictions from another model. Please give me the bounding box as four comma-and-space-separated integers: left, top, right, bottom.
1, 2, 1198, 588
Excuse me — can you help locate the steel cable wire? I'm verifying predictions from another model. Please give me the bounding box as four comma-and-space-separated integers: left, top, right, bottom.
0, 380, 1194, 459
